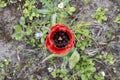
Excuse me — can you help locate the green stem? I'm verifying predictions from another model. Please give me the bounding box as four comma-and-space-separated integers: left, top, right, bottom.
61, 56, 68, 69
42, 54, 56, 63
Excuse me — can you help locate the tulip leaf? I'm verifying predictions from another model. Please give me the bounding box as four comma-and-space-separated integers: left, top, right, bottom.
36, 9, 50, 14
69, 49, 80, 69
51, 13, 57, 26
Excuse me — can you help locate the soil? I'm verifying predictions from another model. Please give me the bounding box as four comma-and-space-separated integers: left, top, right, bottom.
0, 0, 120, 80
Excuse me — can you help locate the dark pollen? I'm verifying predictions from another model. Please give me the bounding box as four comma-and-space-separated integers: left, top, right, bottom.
53, 31, 70, 48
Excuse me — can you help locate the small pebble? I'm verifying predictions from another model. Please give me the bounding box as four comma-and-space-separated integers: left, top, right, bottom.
101, 71, 105, 76
47, 67, 53, 72
35, 32, 43, 39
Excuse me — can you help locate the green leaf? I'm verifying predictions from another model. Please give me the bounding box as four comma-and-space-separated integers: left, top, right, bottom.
106, 54, 114, 64
37, 9, 50, 14
4, 59, 10, 65
13, 33, 24, 41
84, 0, 90, 4
0, 0, 7, 8
114, 14, 120, 23
81, 74, 88, 80
26, 28, 32, 35
70, 7, 76, 12
69, 49, 80, 69
66, 5, 76, 15
51, 70, 57, 78
31, 38, 35, 44
80, 46, 85, 50
29, 16, 33, 20
41, 37, 44, 43
31, 12, 36, 16
14, 25, 22, 32
19, 16, 25, 26
0, 62, 4, 67
51, 13, 57, 26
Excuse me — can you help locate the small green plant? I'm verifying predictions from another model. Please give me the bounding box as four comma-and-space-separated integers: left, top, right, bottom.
12, 16, 33, 41
75, 22, 92, 50
12, 16, 31, 40
12, 17, 49, 48
106, 32, 112, 39
74, 55, 96, 80
0, 61, 4, 68
84, 0, 90, 4
12, 25, 24, 41
51, 68, 69, 79
94, 73, 105, 80
0, 0, 7, 8
96, 53, 114, 64
43, 77, 48, 80
92, 7, 108, 23
0, 59, 11, 80
114, 14, 120, 23
23, 0, 40, 20
105, 54, 114, 64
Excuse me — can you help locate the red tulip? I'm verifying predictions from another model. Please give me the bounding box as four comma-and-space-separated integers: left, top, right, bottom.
45, 24, 75, 55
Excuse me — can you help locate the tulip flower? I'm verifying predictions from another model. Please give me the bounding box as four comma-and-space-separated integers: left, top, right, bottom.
45, 24, 75, 55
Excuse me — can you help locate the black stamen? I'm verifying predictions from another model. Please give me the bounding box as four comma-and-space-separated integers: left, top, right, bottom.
53, 31, 70, 48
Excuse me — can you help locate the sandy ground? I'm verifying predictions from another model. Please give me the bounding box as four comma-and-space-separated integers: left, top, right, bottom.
0, 0, 120, 80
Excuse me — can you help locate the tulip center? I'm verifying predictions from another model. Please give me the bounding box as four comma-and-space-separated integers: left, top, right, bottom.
53, 31, 70, 48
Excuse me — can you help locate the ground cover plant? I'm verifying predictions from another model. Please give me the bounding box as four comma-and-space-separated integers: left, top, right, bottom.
0, 0, 120, 80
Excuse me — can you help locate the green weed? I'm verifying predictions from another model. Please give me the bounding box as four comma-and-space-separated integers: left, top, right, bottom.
0, 0, 7, 7
23, 0, 40, 20
92, 7, 108, 23
75, 22, 92, 50
114, 14, 120, 23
